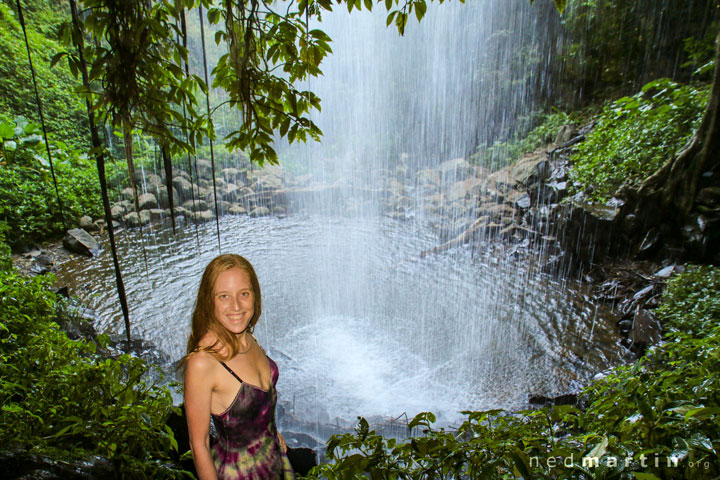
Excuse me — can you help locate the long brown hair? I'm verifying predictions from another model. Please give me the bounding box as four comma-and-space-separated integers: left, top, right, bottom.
184, 254, 262, 362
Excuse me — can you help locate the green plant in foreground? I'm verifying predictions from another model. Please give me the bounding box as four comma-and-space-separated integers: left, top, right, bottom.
308, 266, 720, 480
0, 230, 189, 478
569, 78, 709, 201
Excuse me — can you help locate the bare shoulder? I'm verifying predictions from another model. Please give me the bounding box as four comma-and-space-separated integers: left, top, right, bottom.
185, 349, 217, 373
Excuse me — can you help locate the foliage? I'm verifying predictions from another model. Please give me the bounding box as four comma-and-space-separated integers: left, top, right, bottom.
0, 250, 189, 478
471, 111, 570, 171
0, 116, 101, 247
569, 79, 710, 201
0, 1, 88, 149
308, 266, 720, 479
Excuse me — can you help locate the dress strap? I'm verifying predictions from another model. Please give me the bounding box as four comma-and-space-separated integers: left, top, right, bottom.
220, 362, 244, 384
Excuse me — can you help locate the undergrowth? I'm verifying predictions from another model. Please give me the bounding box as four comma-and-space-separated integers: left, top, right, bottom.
569, 78, 710, 201
0, 225, 190, 478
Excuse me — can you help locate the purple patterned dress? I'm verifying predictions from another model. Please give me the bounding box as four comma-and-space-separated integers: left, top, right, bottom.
211, 356, 295, 480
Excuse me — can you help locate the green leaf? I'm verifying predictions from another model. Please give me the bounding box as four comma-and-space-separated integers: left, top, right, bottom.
685, 407, 720, 421
587, 436, 608, 460
554, 0, 566, 14
414, 1, 427, 21
0, 122, 15, 139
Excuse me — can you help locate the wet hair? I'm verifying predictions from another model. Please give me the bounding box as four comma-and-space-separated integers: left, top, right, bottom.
184, 254, 262, 362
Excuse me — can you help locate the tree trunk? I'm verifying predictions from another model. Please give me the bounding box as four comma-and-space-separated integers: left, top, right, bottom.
636, 28, 720, 222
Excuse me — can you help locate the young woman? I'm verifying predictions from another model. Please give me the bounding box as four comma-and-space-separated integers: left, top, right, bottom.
183, 254, 294, 480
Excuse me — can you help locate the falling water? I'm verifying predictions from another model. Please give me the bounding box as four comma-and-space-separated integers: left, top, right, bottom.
54, 0, 631, 445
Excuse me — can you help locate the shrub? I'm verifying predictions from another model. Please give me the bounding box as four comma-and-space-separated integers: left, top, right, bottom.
0, 238, 189, 478
0, 116, 101, 247
569, 78, 709, 201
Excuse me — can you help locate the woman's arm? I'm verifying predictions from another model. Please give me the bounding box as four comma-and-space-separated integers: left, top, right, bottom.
185, 354, 219, 480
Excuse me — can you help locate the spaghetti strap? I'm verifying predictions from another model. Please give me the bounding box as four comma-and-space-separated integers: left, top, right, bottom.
220, 362, 244, 384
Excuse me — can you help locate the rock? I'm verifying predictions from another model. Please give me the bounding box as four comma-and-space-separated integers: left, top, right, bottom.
554, 124, 578, 145
478, 203, 516, 220
138, 192, 158, 210
148, 209, 165, 221
211, 200, 232, 214
122, 211, 151, 227
29, 254, 54, 275
0, 447, 114, 479
139, 210, 151, 225
174, 169, 191, 182
438, 157, 472, 181
120, 186, 135, 201
110, 204, 125, 220
78, 215, 97, 232
272, 205, 286, 215
62, 228, 101, 257
511, 154, 550, 187
196, 159, 213, 176
172, 176, 194, 201
394, 196, 414, 209
631, 308, 662, 352
221, 183, 240, 201
144, 173, 164, 188
193, 210, 215, 222
528, 393, 578, 407
250, 206, 271, 217
182, 199, 209, 212
93, 219, 106, 232
655, 265, 675, 278
229, 205, 248, 215
156, 185, 179, 209
486, 168, 516, 193
222, 167, 244, 184
417, 169, 441, 186
448, 177, 484, 201
515, 193, 531, 210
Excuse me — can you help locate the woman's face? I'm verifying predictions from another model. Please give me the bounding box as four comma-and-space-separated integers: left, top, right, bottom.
213, 267, 255, 334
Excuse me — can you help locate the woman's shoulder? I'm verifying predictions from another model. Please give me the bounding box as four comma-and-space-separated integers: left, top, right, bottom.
184, 349, 217, 373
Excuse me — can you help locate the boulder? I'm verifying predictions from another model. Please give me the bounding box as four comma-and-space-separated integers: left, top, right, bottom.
144, 173, 164, 188
148, 209, 165, 221
554, 124, 578, 146
172, 176, 194, 201
250, 206, 271, 217
438, 157, 472, 181
110, 204, 125, 220
229, 204, 248, 215
196, 159, 213, 176
485, 168, 516, 193
122, 211, 151, 227
79, 215, 96, 231
193, 210, 215, 222
511, 153, 550, 187
138, 192, 158, 210
182, 199, 209, 212
120, 187, 135, 202
221, 183, 240, 201
448, 177, 484, 202
63, 228, 101, 257
417, 169, 440, 186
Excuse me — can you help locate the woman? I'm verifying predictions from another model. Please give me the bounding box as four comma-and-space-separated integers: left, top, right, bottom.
184, 254, 294, 480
